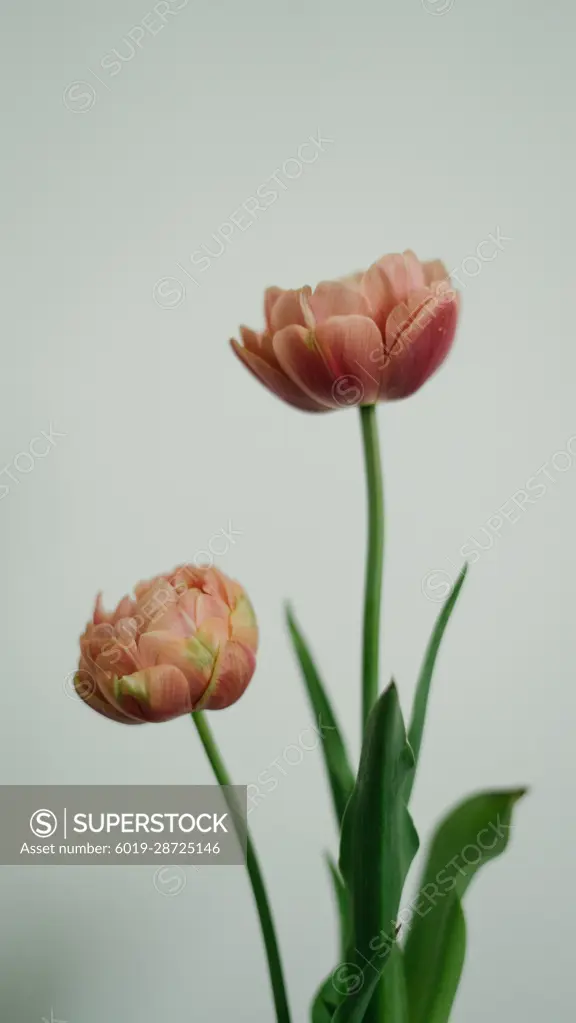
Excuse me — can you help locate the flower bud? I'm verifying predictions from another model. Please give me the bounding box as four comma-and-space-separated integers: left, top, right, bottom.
76, 565, 258, 723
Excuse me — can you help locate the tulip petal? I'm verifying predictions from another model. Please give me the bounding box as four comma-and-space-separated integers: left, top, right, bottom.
362, 250, 426, 333
169, 565, 205, 592
308, 280, 371, 323
269, 288, 308, 332
229, 593, 258, 651
139, 605, 192, 638
131, 579, 178, 639
75, 674, 142, 724
196, 567, 228, 603
137, 631, 213, 700
84, 622, 115, 662
93, 625, 141, 678
197, 618, 229, 658
116, 665, 194, 723
81, 651, 146, 723
380, 286, 459, 400
210, 570, 244, 609
238, 327, 287, 379
143, 586, 201, 635
74, 659, 140, 724
112, 595, 137, 623
230, 338, 329, 412
238, 325, 264, 356
196, 593, 229, 626
264, 287, 284, 332
275, 316, 384, 408
93, 593, 113, 626
273, 324, 342, 408
313, 315, 385, 406
197, 640, 257, 710
423, 259, 450, 286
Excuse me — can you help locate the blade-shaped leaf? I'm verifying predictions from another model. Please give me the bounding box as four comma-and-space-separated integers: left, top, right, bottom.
326, 853, 351, 959
405, 564, 468, 803
367, 945, 409, 1023
404, 788, 526, 1023
333, 682, 419, 1023
310, 857, 351, 1021
286, 606, 355, 824
312, 977, 340, 1023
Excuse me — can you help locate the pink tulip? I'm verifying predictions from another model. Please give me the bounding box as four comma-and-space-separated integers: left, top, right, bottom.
76, 565, 258, 724
230, 251, 459, 410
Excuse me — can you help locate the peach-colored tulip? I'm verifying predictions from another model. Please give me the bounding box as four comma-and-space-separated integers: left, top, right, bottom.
230, 250, 459, 411
76, 565, 258, 724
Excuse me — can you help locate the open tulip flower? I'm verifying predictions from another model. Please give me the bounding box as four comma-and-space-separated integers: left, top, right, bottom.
231, 250, 459, 411
76, 565, 258, 723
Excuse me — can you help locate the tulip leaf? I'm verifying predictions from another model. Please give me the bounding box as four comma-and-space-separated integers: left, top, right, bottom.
309, 906, 408, 1022
332, 681, 419, 1023
405, 563, 468, 803
375, 946, 409, 1023
309, 858, 351, 1021
403, 788, 526, 1023
326, 853, 351, 959
311, 976, 340, 1023
286, 606, 355, 824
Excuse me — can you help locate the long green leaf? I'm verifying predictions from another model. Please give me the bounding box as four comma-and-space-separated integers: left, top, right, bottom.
405, 564, 468, 803
311, 975, 341, 1023
333, 682, 419, 1023
286, 606, 355, 824
375, 946, 409, 1022
310, 857, 351, 1021
404, 788, 526, 1023
326, 853, 351, 960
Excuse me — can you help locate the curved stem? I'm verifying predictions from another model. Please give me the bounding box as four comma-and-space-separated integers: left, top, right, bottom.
192, 711, 292, 1023
359, 405, 385, 735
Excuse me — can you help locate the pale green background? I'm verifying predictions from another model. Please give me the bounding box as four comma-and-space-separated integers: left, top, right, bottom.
1, 0, 574, 1019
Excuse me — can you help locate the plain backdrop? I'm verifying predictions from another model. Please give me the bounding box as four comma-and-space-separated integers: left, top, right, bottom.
1, 0, 575, 1019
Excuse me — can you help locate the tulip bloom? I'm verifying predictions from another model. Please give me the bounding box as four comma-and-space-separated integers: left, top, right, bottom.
231, 250, 459, 411
76, 565, 258, 723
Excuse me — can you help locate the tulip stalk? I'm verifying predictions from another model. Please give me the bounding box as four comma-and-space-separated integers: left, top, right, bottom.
359, 404, 385, 735
359, 405, 387, 1023
191, 711, 292, 1023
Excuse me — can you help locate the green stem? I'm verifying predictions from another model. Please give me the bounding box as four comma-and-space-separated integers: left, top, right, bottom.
359, 404, 385, 734
359, 406, 386, 1023
359, 406, 385, 1023
191, 711, 292, 1023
